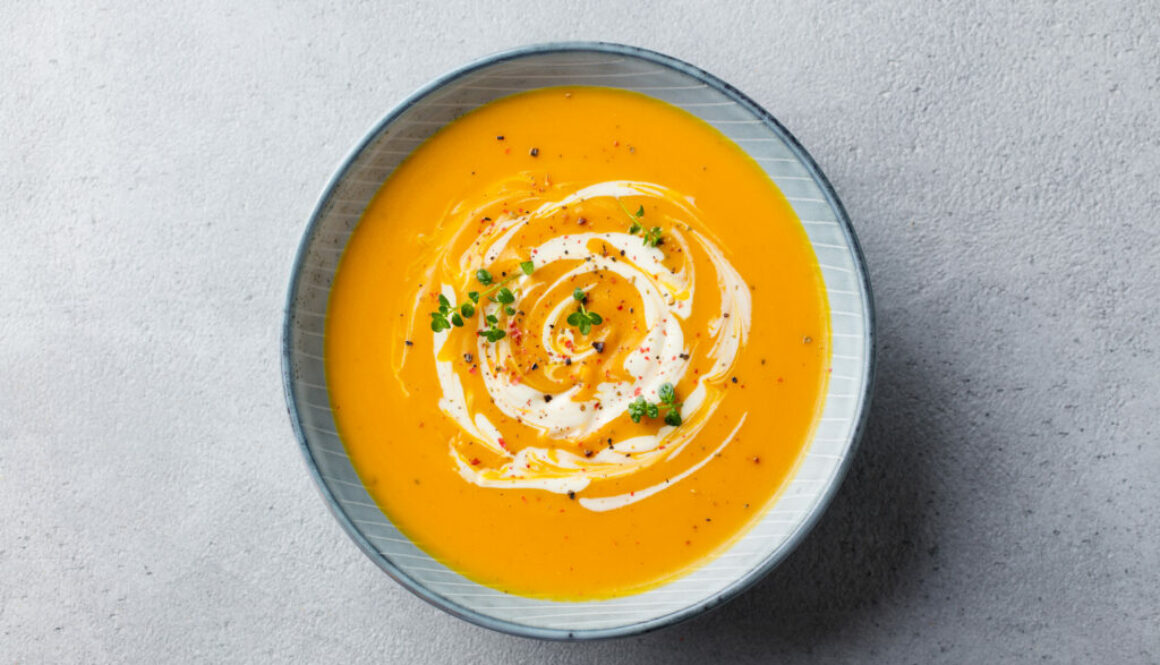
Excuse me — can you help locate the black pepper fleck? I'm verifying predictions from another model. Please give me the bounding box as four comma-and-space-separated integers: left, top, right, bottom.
530, 148, 539, 157
568, 491, 576, 500
564, 358, 572, 366
544, 394, 553, 403
404, 340, 413, 346
592, 341, 605, 353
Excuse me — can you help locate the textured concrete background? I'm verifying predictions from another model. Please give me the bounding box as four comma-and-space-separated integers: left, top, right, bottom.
3, 1, 1158, 662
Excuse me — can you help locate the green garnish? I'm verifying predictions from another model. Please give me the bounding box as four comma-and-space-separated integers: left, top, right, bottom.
619, 199, 646, 235
627, 382, 682, 426
430, 294, 456, 332
428, 261, 535, 342
618, 199, 663, 247
566, 288, 602, 335
480, 313, 505, 342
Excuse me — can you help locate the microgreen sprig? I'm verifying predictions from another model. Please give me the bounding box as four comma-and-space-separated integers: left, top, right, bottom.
428, 260, 535, 341
618, 199, 663, 247
641, 226, 663, 247
565, 288, 602, 335
480, 313, 505, 342
628, 382, 682, 427
430, 294, 468, 332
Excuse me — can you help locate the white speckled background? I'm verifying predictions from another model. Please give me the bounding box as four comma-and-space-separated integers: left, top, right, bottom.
3, 1, 1157, 662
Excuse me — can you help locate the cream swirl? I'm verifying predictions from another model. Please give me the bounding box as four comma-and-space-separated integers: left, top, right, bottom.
415, 178, 751, 511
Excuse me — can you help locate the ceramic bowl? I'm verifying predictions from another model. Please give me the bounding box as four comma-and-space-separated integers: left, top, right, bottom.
283, 42, 874, 639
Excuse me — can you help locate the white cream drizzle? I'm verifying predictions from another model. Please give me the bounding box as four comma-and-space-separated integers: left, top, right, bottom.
428, 180, 753, 510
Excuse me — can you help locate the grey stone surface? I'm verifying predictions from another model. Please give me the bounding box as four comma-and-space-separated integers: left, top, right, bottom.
2, 1, 1157, 662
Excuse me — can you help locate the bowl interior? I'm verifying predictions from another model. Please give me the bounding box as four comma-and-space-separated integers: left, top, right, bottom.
283, 43, 873, 639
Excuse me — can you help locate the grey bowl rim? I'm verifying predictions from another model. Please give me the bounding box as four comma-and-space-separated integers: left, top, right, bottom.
281, 40, 876, 641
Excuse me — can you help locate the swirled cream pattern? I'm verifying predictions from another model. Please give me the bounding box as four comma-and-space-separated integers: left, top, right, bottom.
401, 176, 751, 511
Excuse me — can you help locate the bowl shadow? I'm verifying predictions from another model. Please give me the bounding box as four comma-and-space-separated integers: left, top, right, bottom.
642, 332, 945, 652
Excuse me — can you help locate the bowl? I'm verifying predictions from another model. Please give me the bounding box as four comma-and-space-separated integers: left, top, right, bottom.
282, 42, 874, 639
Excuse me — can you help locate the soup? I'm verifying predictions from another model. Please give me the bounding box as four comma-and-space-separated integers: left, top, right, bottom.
325, 86, 830, 600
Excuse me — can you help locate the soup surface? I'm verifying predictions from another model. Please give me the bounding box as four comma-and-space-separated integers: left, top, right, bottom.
325, 86, 830, 599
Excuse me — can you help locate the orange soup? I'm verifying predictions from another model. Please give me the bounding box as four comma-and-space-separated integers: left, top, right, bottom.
325, 87, 829, 600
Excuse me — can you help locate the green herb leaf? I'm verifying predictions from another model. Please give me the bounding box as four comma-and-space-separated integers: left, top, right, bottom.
628, 398, 647, 423
496, 287, 515, 304
486, 314, 498, 325
635, 205, 644, 218
504, 306, 516, 316
520, 260, 535, 276
451, 313, 464, 327
573, 288, 586, 303
664, 410, 682, 427
628, 222, 642, 235
438, 294, 451, 311
646, 402, 659, 419
587, 312, 602, 325
475, 269, 493, 285
468, 291, 480, 303
658, 383, 675, 404
460, 303, 475, 318
579, 319, 592, 335
566, 311, 582, 326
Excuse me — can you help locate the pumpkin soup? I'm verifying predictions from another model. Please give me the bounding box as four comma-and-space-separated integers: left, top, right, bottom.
325, 87, 830, 600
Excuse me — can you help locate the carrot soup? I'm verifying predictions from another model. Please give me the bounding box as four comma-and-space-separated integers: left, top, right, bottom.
325, 86, 830, 600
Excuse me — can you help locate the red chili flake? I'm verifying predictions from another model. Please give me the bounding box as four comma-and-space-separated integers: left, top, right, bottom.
504, 148, 510, 154
633, 387, 642, 396
498, 438, 507, 448
470, 458, 481, 466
